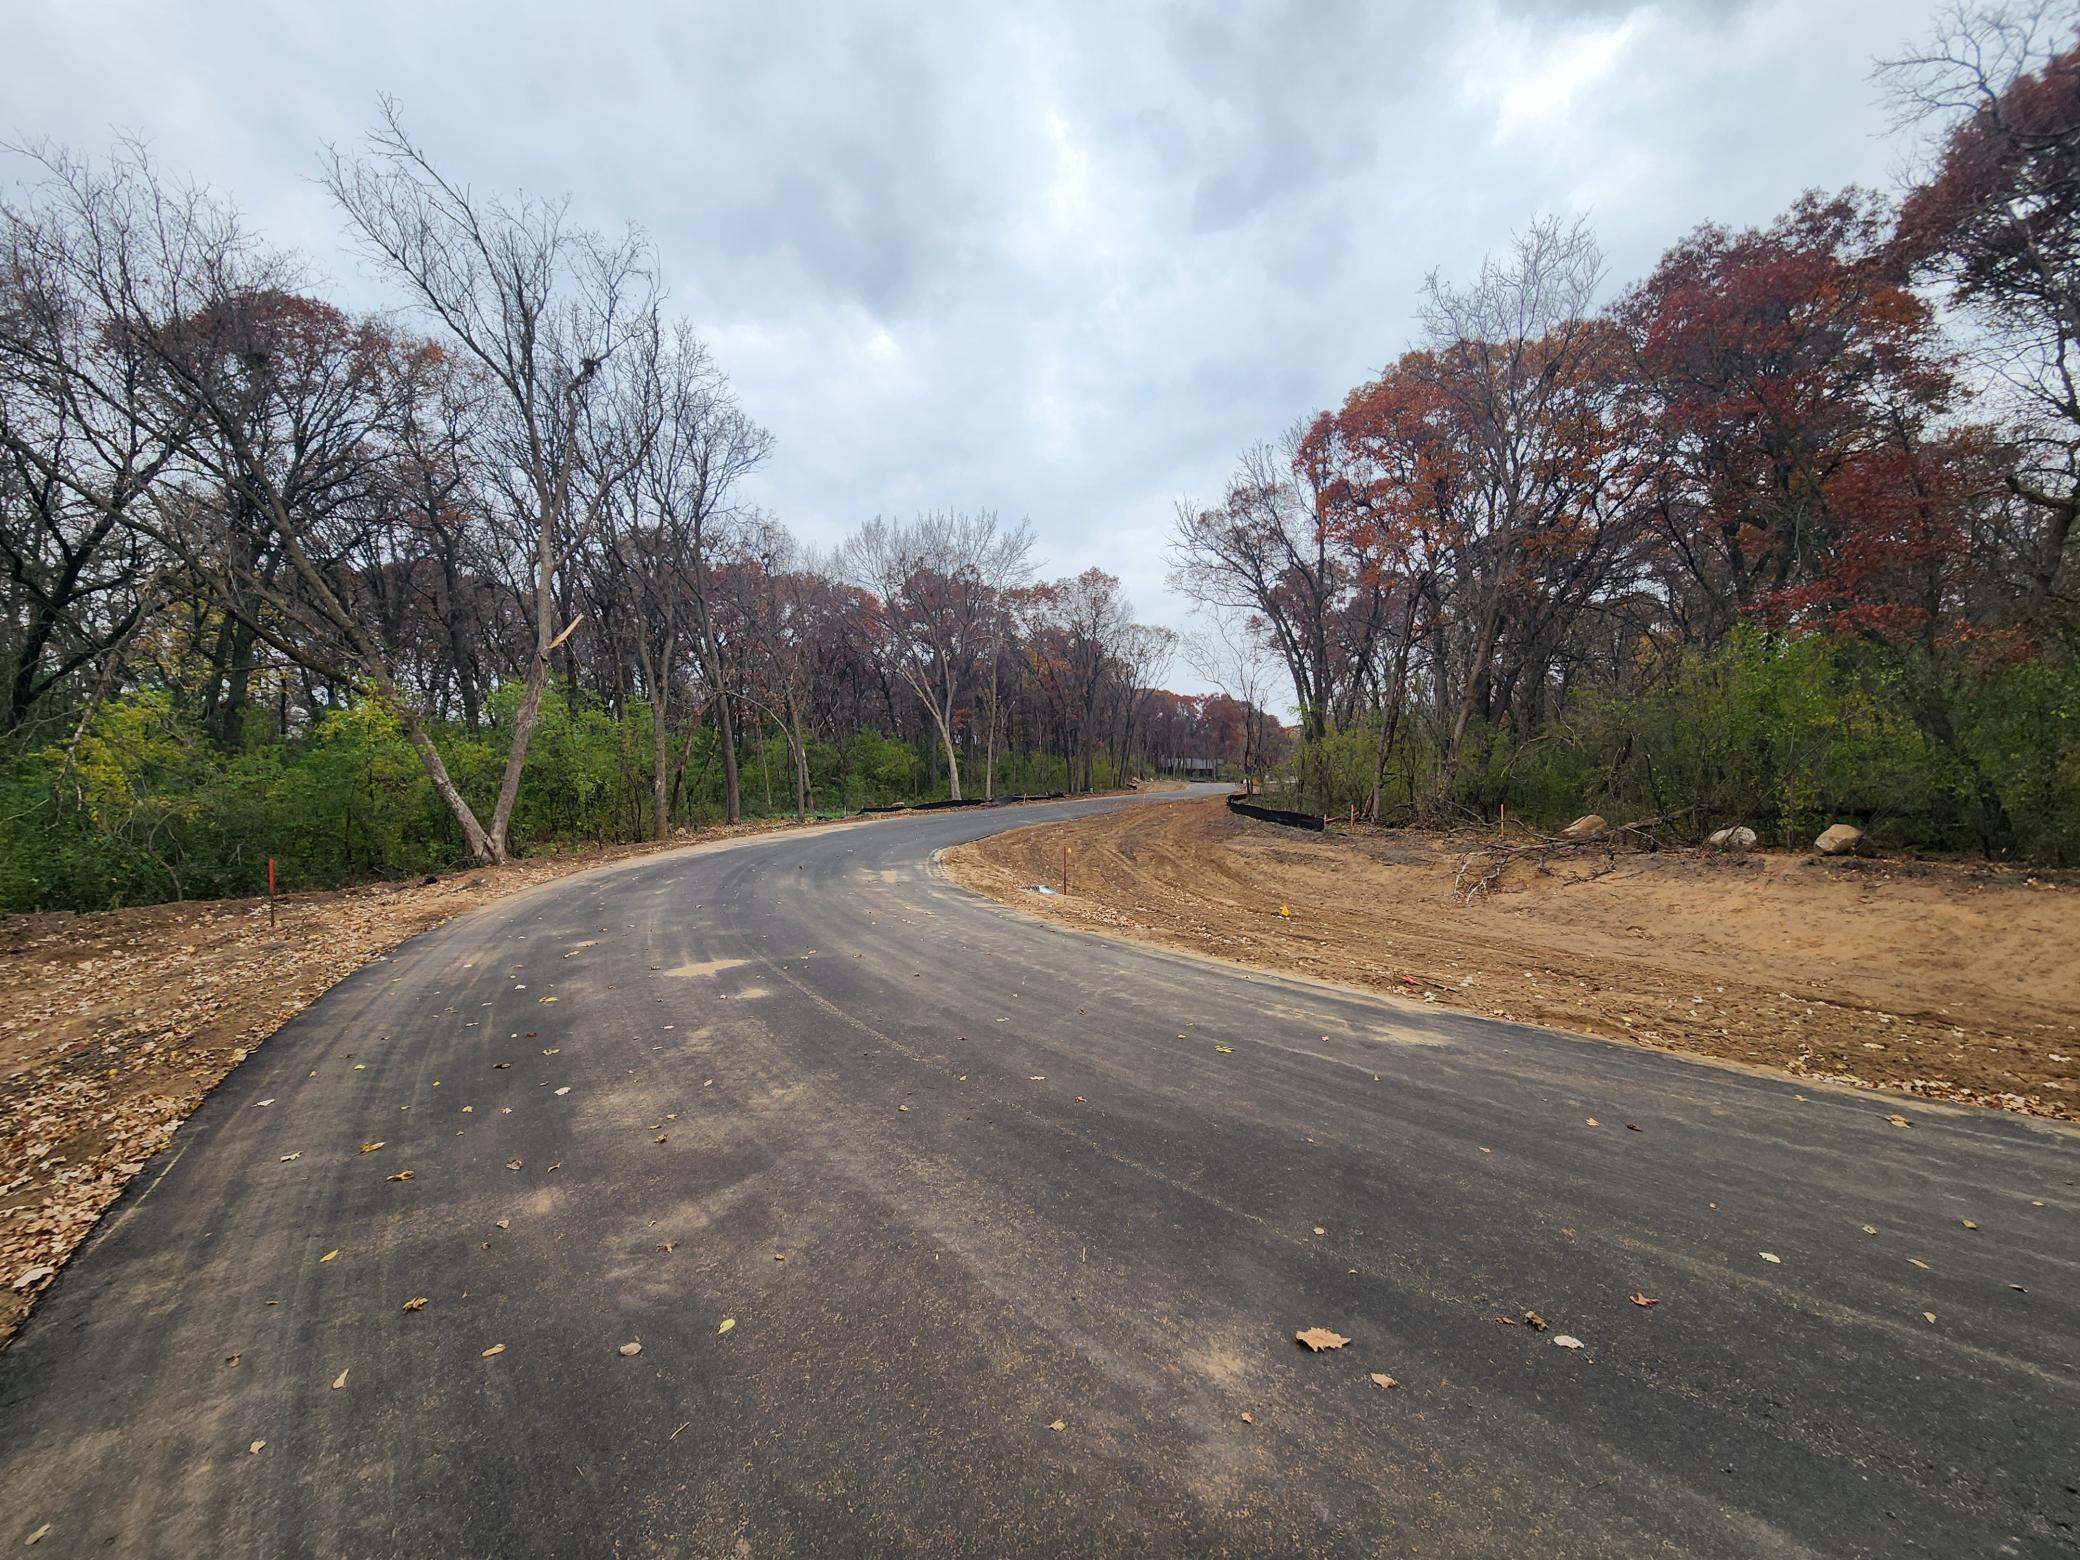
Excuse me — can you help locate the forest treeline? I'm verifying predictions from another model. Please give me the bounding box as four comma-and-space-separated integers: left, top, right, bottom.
0, 107, 1271, 910
1173, 10, 2080, 860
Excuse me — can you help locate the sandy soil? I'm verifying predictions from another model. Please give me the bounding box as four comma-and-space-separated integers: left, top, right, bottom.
0, 816, 834, 1347
944, 796, 2080, 1122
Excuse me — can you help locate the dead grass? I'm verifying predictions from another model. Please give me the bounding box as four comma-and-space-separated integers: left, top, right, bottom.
944, 797, 2080, 1121
0, 816, 828, 1347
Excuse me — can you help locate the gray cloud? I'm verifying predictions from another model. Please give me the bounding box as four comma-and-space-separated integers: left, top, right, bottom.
6, 0, 1953, 690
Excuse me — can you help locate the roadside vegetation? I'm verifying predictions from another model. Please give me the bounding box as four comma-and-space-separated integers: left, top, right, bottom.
0, 115, 1270, 913
1177, 11, 2080, 862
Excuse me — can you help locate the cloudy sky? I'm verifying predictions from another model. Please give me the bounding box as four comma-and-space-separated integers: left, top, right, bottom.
9, 0, 1954, 690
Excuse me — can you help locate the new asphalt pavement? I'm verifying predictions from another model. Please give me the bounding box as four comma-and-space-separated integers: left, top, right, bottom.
3, 784, 2076, 1556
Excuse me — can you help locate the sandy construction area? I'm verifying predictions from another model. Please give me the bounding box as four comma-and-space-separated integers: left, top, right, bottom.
944, 796, 2080, 1122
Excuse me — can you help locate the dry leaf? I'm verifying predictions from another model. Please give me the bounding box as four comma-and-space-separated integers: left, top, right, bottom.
1369, 1372, 1399, 1389
506, 1158, 524, 1171
357, 1142, 385, 1154
385, 1170, 414, 1182
1048, 1419, 1066, 1432
401, 1297, 427, 1312
495, 1218, 510, 1229
1923, 1311, 1937, 1324
481, 1344, 505, 1358
278, 1153, 300, 1163
1886, 1113, 1912, 1128
1492, 1315, 1516, 1326
1312, 1226, 1326, 1237
331, 1369, 348, 1390
1552, 1335, 1584, 1350
25, 1524, 49, 1546
319, 1249, 339, 1263
1240, 1411, 1254, 1424
1861, 1225, 1878, 1235
1759, 1252, 1782, 1264
1908, 1258, 1931, 1270
1629, 1293, 1659, 1308
1961, 1219, 1979, 1230
1214, 1044, 1234, 1054
773, 1253, 787, 1262
248, 1440, 266, 1455
226, 1353, 241, 1367
897, 1104, 910, 1113
717, 1318, 736, 1335
618, 1341, 642, 1357
538, 995, 558, 1004
554, 1087, 570, 1096
1585, 1118, 1600, 1127
1295, 1327, 1350, 1352
1523, 1311, 1549, 1332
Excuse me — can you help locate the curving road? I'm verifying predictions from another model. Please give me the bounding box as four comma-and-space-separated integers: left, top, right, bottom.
3, 785, 2077, 1557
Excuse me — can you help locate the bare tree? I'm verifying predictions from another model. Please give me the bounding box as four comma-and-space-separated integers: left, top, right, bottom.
842, 510, 1033, 799
323, 100, 660, 860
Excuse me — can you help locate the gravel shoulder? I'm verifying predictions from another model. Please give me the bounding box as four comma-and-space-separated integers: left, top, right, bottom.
942, 796, 2080, 1121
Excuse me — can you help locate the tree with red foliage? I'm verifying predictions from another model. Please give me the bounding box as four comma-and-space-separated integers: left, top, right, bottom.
1885, 6, 2080, 609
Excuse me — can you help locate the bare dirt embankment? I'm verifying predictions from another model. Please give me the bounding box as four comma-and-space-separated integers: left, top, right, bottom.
944, 797, 2080, 1122
0, 816, 834, 1346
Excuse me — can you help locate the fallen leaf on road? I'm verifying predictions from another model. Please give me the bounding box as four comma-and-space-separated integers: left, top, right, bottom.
1049, 1419, 1066, 1432
619, 1342, 642, 1357
1861, 1225, 1878, 1235
1886, 1114, 1912, 1128
1908, 1258, 1930, 1270
1552, 1336, 1584, 1350
278, 1153, 299, 1163
657, 1241, 675, 1253
1585, 1118, 1600, 1127
1074, 1096, 1086, 1103
538, 996, 558, 1004
481, 1344, 505, 1358
495, 1219, 510, 1229
25, 1523, 49, 1545
257, 1099, 274, 1107
319, 1250, 339, 1263
1369, 1373, 1399, 1389
897, 1105, 910, 1112
493, 1062, 510, 1070
1214, 1044, 1234, 1054
401, 1298, 427, 1312
1492, 1315, 1515, 1326
1523, 1311, 1548, 1332
1961, 1219, 1979, 1230
1295, 1327, 1350, 1352
357, 1142, 385, 1154
386, 1170, 414, 1182
1629, 1293, 1659, 1308
331, 1369, 348, 1390
248, 1441, 265, 1455
1312, 1227, 1326, 1237
1923, 1312, 1937, 1324
554, 1088, 570, 1097
1240, 1411, 1254, 1424
506, 1158, 524, 1171
717, 1318, 735, 1335
1759, 1252, 1782, 1264
1028, 1076, 1045, 1081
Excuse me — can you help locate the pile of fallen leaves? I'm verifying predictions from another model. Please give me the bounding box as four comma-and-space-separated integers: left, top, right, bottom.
0, 817, 823, 1347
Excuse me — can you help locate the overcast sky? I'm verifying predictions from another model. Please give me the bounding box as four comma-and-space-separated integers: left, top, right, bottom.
8, 0, 1954, 692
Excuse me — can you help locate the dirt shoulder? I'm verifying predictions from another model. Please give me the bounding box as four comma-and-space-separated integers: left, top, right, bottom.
0, 815, 841, 1347
942, 797, 2080, 1122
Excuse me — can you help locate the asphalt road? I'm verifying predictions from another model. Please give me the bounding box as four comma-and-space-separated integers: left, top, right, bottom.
4, 785, 2077, 1557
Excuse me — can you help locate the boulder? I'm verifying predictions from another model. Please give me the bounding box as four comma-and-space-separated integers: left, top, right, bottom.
1814, 823, 1864, 856
1706, 825, 1758, 852
1561, 814, 1608, 839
